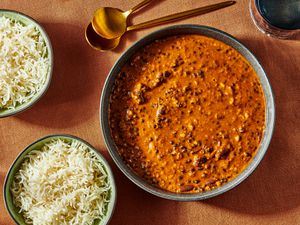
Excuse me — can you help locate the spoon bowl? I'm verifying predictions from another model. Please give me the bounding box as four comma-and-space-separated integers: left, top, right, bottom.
86, 23, 120, 51
91, 0, 152, 39
92, 7, 129, 39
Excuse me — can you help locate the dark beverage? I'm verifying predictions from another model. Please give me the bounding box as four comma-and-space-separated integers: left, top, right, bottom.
250, 0, 300, 38
256, 0, 300, 30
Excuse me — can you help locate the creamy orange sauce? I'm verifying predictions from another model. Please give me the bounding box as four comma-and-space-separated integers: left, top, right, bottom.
109, 35, 265, 193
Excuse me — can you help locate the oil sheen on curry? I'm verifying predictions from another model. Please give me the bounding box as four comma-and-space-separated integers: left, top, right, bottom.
109, 35, 265, 193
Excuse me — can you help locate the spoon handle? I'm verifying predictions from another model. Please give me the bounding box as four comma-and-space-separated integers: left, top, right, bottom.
130, 0, 153, 14
127, 1, 236, 31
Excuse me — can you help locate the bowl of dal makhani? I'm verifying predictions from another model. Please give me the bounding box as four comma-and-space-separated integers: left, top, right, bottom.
4, 134, 116, 225
100, 24, 275, 200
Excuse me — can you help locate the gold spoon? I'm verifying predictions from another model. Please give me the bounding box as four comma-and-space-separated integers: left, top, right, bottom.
86, 1, 236, 51
92, 0, 152, 39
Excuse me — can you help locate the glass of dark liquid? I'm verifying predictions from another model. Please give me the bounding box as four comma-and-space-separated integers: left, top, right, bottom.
250, 0, 300, 39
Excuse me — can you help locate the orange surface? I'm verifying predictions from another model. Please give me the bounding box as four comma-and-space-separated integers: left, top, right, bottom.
0, 0, 300, 225
110, 35, 265, 193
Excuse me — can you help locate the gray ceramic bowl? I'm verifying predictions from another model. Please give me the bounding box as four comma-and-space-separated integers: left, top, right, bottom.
4, 134, 116, 225
0, 10, 53, 118
100, 24, 275, 201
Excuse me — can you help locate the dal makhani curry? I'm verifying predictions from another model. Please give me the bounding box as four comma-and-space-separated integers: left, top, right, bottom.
109, 35, 265, 193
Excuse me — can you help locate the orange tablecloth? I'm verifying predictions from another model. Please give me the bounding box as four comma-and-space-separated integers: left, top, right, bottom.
1, 0, 300, 224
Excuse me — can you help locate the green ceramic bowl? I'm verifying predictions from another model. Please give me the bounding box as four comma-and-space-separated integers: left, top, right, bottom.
4, 134, 116, 225
0, 10, 53, 118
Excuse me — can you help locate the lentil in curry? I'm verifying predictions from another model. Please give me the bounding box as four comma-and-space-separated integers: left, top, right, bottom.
109, 35, 265, 193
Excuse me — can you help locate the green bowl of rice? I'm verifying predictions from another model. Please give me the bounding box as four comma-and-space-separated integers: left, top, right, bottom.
4, 134, 116, 225
0, 10, 53, 118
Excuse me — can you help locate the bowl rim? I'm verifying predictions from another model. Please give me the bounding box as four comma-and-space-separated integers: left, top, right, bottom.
3, 134, 117, 225
0, 9, 54, 118
100, 24, 275, 201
